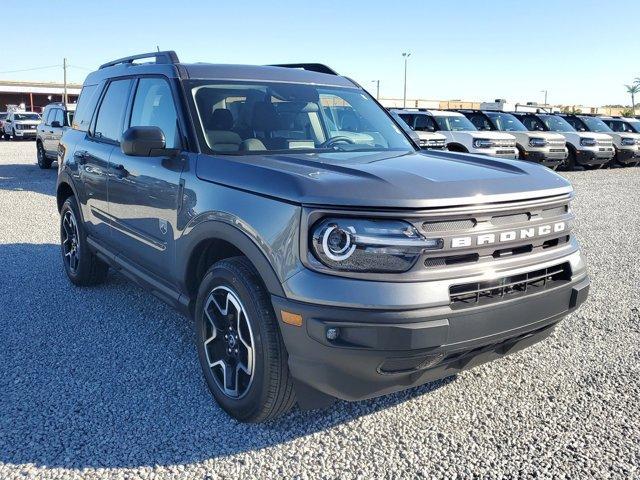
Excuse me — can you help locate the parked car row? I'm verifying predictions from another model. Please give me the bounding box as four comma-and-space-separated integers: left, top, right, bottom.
391, 107, 640, 170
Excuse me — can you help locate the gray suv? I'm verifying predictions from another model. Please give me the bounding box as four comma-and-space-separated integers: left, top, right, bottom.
36, 103, 75, 169
56, 51, 590, 422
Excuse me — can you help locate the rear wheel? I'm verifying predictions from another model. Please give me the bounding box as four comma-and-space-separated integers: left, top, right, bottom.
60, 197, 109, 286
195, 257, 296, 422
37, 142, 52, 169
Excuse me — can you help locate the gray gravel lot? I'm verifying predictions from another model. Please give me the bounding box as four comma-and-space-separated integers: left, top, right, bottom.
0, 141, 638, 479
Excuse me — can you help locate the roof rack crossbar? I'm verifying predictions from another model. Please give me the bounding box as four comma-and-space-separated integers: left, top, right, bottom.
99, 51, 180, 70
268, 63, 339, 75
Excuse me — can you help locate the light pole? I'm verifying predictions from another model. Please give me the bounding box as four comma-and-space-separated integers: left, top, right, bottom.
402, 52, 411, 108
371, 80, 380, 100
540, 89, 548, 106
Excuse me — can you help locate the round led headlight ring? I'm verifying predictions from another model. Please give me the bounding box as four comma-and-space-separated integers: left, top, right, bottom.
322, 225, 356, 261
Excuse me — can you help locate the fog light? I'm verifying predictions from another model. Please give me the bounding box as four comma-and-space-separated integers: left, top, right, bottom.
326, 328, 339, 340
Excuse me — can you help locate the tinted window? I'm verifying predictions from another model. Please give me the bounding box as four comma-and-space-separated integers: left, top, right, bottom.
433, 115, 477, 131
44, 108, 54, 126
398, 113, 414, 128
485, 112, 528, 132
414, 114, 436, 132
129, 78, 180, 148
72, 84, 100, 132
94, 79, 132, 142
53, 109, 64, 126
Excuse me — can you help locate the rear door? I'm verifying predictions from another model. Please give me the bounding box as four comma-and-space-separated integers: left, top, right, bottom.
106, 76, 184, 280
77, 78, 133, 241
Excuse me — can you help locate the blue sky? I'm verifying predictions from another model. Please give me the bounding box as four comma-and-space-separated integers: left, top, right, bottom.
2, 0, 639, 106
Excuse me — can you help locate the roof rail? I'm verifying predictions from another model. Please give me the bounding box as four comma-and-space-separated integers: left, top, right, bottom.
268, 63, 339, 75
99, 51, 180, 70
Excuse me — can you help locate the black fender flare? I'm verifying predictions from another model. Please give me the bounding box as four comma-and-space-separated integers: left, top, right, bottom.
447, 142, 468, 153
177, 220, 286, 298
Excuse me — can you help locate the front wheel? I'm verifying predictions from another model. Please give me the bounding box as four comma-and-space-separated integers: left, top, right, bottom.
60, 197, 109, 286
195, 257, 296, 422
37, 142, 52, 169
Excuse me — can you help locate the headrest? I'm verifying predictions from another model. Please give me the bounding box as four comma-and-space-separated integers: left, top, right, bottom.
210, 108, 234, 130
252, 102, 279, 131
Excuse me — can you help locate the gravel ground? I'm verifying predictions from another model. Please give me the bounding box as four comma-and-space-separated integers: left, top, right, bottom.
0, 141, 638, 480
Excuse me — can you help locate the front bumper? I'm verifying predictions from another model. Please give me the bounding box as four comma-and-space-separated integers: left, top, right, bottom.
615, 146, 640, 164
521, 149, 568, 167
274, 251, 589, 404
576, 148, 614, 165
13, 128, 37, 138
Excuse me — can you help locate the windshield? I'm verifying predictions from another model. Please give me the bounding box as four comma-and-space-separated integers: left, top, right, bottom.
539, 115, 575, 132
189, 81, 414, 154
580, 117, 612, 133
627, 120, 640, 133
486, 112, 528, 132
14, 113, 41, 121
433, 115, 477, 131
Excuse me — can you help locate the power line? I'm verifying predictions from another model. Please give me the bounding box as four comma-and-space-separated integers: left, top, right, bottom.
67, 65, 94, 71
0, 64, 61, 75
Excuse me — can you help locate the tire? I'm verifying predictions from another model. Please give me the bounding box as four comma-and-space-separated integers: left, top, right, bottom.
565, 148, 577, 170
37, 142, 52, 169
195, 256, 296, 422
60, 196, 109, 286
10, 129, 17, 141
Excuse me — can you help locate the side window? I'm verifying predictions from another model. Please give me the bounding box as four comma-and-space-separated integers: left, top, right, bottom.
414, 115, 435, 132
93, 79, 132, 142
567, 118, 583, 131
129, 78, 180, 148
72, 84, 100, 132
468, 114, 488, 130
43, 108, 53, 126
53, 109, 64, 126
399, 114, 414, 128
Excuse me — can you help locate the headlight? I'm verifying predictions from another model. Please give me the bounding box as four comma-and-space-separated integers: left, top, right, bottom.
473, 139, 494, 149
529, 137, 548, 147
621, 137, 636, 146
580, 138, 597, 147
311, 218, 443, 273
15, 124, 23, 130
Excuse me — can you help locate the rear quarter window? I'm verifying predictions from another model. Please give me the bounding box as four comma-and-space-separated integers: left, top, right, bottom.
72, 84, 100, 132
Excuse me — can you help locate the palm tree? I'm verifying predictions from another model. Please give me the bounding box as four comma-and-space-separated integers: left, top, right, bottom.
625, 84, 640, 116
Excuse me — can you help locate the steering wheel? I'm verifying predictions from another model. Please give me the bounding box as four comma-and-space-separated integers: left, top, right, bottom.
319, 136, 356, 149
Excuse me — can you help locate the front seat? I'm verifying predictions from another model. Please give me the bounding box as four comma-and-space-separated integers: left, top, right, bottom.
251, 102, 288, 150
204, 108, 242, 151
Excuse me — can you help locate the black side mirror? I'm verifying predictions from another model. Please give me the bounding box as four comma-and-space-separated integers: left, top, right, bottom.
5, 119, 11, 123
51, 121, 62, 128
121, 126, 166, 156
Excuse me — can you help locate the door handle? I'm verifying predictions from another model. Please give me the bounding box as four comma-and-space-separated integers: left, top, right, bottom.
113, 163, 128, 178
74, 150, 89, 164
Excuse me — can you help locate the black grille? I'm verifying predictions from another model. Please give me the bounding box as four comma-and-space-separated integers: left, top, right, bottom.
449, 263, 571, 309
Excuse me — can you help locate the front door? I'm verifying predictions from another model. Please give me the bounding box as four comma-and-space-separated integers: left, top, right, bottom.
107, 77, 184, 280
78, 78, 133, 242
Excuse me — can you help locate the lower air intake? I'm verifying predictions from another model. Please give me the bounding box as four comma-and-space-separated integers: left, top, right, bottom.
449, 262, 572, 309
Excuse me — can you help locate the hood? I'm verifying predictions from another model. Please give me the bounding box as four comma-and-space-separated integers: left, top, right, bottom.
14, 120, 40, 125
415, 131, 447, 141
576, 131, 612, 140
460, 130, 516, 140
525, 131, 566, 141
196, 149, 572, 209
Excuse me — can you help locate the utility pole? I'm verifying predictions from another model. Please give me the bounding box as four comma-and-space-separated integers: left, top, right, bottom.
541, 89, 548, 106
402, 52, 411, 108
63, 57, 68, 107
371, 80, 380, 100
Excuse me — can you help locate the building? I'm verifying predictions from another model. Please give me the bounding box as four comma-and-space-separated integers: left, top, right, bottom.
0, 80, 82, 112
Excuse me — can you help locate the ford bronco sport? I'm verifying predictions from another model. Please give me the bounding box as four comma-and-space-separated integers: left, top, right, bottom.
512, 112, 614, 170
560, 114, 640, 167
36, 102, 76, 169
56, 51, 590, 422
457, 110, 568, 169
